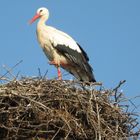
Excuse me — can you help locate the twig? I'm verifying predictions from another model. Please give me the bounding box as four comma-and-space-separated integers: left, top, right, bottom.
10, 90, 51, 111
93, 91, 101, 140
0, 60, 23, 80
113, 80, 126, 103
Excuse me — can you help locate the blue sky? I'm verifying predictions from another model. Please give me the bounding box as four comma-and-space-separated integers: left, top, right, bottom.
0, 1, 140, 110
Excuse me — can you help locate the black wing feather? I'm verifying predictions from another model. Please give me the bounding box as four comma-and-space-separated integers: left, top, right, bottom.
53, 43, 96, 82
54, 44, 93, 72
76, 43, 89, 61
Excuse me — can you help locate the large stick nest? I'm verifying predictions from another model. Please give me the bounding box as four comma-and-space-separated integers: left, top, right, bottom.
0, 78, 139, 140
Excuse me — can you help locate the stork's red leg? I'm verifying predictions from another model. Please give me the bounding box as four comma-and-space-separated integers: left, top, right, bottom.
57, 67, 62, 80
49, 61, 62, 80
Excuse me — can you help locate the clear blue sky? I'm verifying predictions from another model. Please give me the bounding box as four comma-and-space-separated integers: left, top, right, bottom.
0, 1, 140, 108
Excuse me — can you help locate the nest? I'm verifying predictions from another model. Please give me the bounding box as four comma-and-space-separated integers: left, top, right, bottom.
0, 78, 139, 140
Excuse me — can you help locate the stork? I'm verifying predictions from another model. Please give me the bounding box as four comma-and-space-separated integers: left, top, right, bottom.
30, 7, 96, 82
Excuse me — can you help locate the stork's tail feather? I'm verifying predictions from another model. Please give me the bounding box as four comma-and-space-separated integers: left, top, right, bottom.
69, 66, 96, 82
79, 72, 96, 83
81, 62, 96, 83
91, 78, 96, 83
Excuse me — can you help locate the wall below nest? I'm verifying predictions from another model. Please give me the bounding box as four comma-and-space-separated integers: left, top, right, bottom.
0, 78, 139, 140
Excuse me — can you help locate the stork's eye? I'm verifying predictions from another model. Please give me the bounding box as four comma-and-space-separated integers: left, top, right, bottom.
40, 9, 43, 13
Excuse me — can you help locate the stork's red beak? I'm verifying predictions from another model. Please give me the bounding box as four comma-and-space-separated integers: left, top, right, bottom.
29, 13, 41, 24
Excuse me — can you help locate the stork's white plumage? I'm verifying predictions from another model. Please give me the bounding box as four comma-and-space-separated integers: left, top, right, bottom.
30, 7, 96, 82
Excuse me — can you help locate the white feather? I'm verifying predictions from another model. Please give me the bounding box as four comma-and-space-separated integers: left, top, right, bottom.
45, 26, 82, 53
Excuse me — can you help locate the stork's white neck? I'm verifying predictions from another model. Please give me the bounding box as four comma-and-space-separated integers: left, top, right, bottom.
37, 15, 49, 27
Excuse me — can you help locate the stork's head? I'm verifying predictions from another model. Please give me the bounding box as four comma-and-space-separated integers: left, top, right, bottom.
30, 7, 49, 24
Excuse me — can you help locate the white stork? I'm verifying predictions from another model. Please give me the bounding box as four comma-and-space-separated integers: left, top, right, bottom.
30, 7, 96, 82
